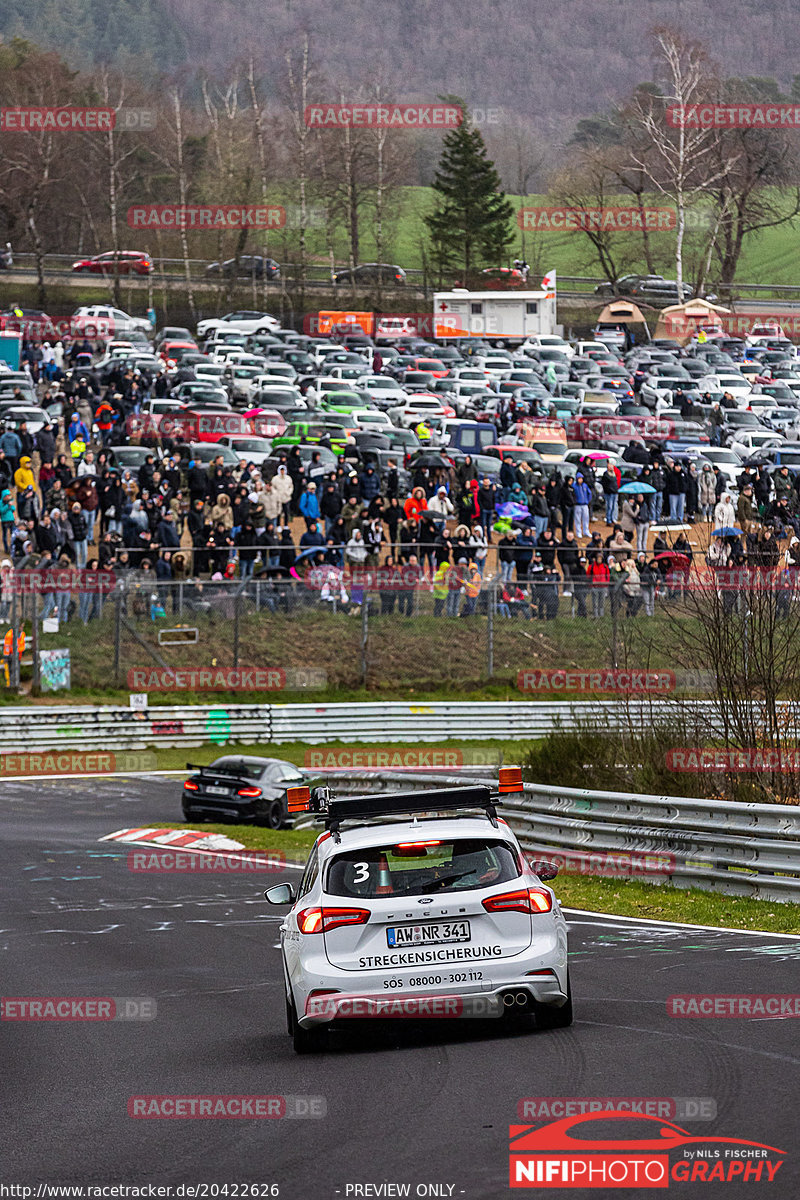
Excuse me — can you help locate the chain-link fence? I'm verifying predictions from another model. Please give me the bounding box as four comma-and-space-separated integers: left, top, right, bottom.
1, 565, 705, 697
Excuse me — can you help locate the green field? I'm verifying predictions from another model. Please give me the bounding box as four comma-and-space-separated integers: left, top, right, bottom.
325, 185, 800, 290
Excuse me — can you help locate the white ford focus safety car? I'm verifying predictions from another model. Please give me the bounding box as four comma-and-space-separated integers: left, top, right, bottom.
266, 773, 571, 1053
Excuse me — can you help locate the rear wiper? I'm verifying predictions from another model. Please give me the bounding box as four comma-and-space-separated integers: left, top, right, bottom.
396, 870, 474, 896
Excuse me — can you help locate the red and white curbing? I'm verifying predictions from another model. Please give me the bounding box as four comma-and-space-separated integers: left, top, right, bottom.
100, 826, 303, 870
101, 827, 247, 852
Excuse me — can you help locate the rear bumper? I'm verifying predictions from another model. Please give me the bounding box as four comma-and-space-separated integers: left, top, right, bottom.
298, 977, 568, 1028
182, 793, 260, 820
289, 935, 568, 1028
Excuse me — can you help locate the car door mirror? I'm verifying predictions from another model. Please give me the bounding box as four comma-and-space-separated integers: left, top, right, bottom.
528, 858, 559, 882
264, 883, 295, 905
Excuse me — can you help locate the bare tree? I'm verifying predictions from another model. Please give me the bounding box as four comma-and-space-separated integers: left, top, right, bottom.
282, 35, 315, 300
628, 28, 730, 292
548, 159, 628, 284
169, 88, 197, 322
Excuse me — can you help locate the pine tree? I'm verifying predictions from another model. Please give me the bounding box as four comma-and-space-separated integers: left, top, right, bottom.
425, 113, 514, 280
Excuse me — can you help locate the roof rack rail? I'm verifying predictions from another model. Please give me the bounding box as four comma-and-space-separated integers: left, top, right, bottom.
286, 768, 524, 841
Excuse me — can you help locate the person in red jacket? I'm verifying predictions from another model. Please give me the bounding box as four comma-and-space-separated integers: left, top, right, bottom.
94, 398, 116, 446
587, 555, 610, 618
403, 487, 428, 520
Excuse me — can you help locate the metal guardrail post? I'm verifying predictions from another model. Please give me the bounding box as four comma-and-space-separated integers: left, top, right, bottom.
233, 591, 240, 669
361, 598, 370, 687
113, 591, 122, 687
31, 592, 40, 695
10, 589, 19, 690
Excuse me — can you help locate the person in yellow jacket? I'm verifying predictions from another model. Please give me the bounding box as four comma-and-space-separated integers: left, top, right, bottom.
13, 455, 34, 491
433, 560, 451, 617
415, 419, 432, 443
460, 557, 482, 616
70, 435, 87, 462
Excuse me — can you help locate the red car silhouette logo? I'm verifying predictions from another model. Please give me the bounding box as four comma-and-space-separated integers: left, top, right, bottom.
510, 1111, 785, 1154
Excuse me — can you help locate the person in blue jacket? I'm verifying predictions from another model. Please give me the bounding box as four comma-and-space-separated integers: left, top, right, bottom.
0, 486, 14, 552
572, 472, 593, 539
298, 481, 321, 529
68, 412, 89, 445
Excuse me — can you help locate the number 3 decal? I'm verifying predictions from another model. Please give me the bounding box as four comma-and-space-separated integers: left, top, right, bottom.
353, 861, 370, 884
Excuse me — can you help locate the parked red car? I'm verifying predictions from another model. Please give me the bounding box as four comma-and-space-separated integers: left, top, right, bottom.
71, 251, 153, 276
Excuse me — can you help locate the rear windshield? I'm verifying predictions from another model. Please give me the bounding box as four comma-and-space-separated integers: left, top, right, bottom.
326, 838, 521, 899
209, 757, 263, 779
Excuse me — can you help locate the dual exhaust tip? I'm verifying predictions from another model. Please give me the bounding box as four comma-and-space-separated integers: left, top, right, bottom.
502, 989, 531, 1009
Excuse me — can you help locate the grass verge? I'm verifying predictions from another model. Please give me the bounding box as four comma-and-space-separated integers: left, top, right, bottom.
150, 738, 519, 774
140, 815, 800, 935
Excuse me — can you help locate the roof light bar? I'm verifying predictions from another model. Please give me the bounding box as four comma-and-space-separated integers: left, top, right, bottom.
287, 785, 311, 813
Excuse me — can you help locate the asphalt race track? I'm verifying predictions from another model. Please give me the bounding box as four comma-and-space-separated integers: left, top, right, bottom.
2, 775, 799, 1198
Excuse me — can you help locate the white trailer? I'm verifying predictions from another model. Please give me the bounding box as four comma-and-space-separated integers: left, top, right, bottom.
432, 289, 558, 344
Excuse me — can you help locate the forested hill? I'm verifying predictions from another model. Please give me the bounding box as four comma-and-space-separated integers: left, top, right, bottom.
1, 0, 798, 135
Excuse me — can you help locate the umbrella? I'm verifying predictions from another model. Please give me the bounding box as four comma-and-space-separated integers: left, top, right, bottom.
409, 451, 451, 469
619, 481, 656, 494
653, 552, 691, 567
294, 546, 325, 563
712, 526, 744, 537
496, 501, 531, 521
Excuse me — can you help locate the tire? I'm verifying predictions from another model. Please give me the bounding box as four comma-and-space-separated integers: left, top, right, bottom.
535, 971, 573, 1029
288, 995, 327, 1055
254, 799, 283, 829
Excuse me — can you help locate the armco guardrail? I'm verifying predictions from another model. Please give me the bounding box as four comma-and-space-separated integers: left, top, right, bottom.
0, 699, 715, 752
3, 704, 797, 900
0, 704, 272, 752
318, 770, 800, 903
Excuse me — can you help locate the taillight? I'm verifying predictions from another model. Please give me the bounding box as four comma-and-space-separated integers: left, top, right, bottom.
482, 887, 552, 915
183, 781, 199, 791
297, 907, 370, 934
237, 786, 262, 798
